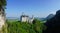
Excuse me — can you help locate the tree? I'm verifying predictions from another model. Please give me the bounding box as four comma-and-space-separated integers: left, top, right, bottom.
33, 19, 44, 33
0, 0, 7, 30
43, 10, 60, 33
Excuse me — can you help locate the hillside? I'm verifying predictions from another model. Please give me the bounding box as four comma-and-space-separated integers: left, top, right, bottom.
44, 10, 60, 33
5, 19, 45, 33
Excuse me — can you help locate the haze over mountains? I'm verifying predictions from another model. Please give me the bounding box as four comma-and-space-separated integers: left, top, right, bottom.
35, 14, 55, 21
46, 14, 55, 20
6, 14, 55, 21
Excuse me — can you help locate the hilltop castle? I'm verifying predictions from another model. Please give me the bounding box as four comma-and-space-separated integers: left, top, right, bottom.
20, 14, 34, 23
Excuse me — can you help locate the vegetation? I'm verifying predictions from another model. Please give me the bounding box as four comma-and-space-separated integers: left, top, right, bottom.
43, 10, 60, 33
0, 0, 6, 6
4, 19, 45, 33
0, 0, 7, 14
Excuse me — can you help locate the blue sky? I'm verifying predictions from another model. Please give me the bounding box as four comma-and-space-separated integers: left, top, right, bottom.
6, 0, 60, 18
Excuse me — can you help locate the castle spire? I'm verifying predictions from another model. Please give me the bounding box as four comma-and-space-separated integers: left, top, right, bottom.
22, 12, 25, 15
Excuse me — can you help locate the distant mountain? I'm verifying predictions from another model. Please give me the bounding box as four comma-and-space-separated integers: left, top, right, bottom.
40, 18, 46, 21
35, 14, 55, 21
46, 14, 55, 20
34, 17, 46, 21
6, 17, 19, 20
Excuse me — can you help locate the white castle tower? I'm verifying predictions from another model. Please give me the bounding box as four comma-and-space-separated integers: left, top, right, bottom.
20, 12, 29, 22
29, 15, 34, 23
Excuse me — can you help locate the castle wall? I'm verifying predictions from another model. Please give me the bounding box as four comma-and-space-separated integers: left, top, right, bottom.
21, 17, 29, 22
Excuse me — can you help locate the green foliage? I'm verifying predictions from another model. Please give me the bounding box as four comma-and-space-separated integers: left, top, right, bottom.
0, 0, 7, 6
1, 23, 7, 33
6, 19, 45, 33
33, 19, 45, 33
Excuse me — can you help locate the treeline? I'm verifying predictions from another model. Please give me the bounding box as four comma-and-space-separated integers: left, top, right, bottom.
43, 10, 60, 33
6, 19, 45, 33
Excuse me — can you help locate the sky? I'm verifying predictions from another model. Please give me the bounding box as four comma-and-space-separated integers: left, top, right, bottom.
6, 0, 60, 18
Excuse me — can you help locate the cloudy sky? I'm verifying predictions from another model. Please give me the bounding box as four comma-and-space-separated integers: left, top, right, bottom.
6, 0, 60, 18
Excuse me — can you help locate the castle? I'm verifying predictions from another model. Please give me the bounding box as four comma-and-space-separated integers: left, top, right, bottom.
20, 14, 34, 23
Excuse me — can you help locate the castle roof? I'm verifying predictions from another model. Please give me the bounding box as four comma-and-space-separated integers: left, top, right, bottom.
21, 15, 29, 17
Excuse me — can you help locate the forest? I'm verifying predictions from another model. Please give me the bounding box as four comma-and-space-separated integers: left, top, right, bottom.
5, 19, 45, 33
